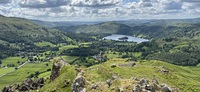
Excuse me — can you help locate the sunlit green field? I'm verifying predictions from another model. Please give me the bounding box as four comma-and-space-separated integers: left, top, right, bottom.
0, 68, 14, 75
57, 45, 78, 54
0, 62, 52, 89
1, 57, 28, 67
53, 56, 78, 63
35, 41, 56, 47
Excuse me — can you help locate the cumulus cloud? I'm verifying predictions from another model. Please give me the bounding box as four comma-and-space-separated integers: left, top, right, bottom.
159, 0, 182, 10
19, 0, 70, 8
71, 0, 122, 7
0, 0, 12, 4
0, 0, 199, 21
19, 0, 122, 8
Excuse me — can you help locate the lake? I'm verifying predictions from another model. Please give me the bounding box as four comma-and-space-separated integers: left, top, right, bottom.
103, 34, 149, 43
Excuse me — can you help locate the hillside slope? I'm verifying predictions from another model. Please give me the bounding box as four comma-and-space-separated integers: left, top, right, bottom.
0, 15, 70, 59
39, 58, 200, 92
55, 22, 132, 34
0, 15, 68, 44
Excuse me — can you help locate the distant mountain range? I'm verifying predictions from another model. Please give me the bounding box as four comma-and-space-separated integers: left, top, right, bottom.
32, 18, 200, 28
51, 18, 200, 39
31, 20, 102, 28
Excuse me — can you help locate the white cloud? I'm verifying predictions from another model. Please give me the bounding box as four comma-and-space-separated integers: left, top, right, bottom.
71, 0, 122, 7
0, 0, 199, 21
19, 0, 70, 8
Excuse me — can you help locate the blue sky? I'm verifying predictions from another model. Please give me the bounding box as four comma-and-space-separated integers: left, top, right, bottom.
0, 0, 200, 21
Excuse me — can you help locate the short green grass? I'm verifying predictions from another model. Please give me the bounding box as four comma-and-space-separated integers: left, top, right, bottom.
57, 45, 78, 54
1, 57, 28, 67
53, 56, 78, 63
0, 62, 52, 89
38, 71, 51, 79
35, 41, 55, 47
0, 68, 14, 75
84, 58, 200, 92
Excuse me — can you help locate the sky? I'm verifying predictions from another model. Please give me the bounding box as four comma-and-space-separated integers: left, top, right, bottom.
0, 0, 200, 21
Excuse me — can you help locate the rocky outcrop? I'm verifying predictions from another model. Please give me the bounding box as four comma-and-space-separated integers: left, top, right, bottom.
118, 86, 124, 92
160, 84, 173, 92
106, 79, 112, 88
133, 84, 142, 92
157, 66, 170, 74
2, 78, 45, 92
50, 58, 68, 82
132, 78, 173, 92
91, 83, 98, 90
2, 84, 19, 92
71, 71, 86, 92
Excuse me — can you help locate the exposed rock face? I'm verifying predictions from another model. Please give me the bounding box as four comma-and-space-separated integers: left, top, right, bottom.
50, 58, 67, 82
106, 79, 112, 88
160, 84, 173, 92
138, 78, 149, 86
2, 78, 45, 92
63, 79, 70, 88
152, 78, 159, 84
91, 83, 98, 90
132, 78, 174, 92
2, 84, 19, 92
157, 66, 170, 74
152, 82, 160, 91
133, 84, 142, 92
118, 86, 124, 92
71, 76, 86, 92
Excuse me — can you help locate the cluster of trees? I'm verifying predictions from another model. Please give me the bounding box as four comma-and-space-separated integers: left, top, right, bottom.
0, 43, 60, 60
7, 64, 15, 67
64, 32, 108, 42
63, 47, 99, 57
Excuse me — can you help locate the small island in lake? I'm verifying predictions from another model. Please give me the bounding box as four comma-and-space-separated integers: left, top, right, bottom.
118, 36, 128, 41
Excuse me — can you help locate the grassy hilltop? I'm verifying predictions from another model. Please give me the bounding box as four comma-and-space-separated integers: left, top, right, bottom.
39, 58, 200, 92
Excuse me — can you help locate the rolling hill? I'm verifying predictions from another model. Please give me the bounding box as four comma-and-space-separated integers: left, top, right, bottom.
0, 15, 71, 59
31, 20, 101, 28
39, 58, 200, 92
53, 18, 200, 39
54, 22, 132, 34
0, 15, 69, 44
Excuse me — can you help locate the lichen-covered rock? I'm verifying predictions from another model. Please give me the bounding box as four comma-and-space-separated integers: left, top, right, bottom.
71, 76, 86, 92
2, 78, 45, 92
133, 84, 142, 92
152, 78, 159, 84
118, 86, 124, 92
138, 78, 149, 86
160, 84, 173, 92
132, 77, 139, 81
106, 79, 112, 88
152, 82, 160, 91
2, 84, 19, 92
91, 83, 98, 90
50, 59, 67, 81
